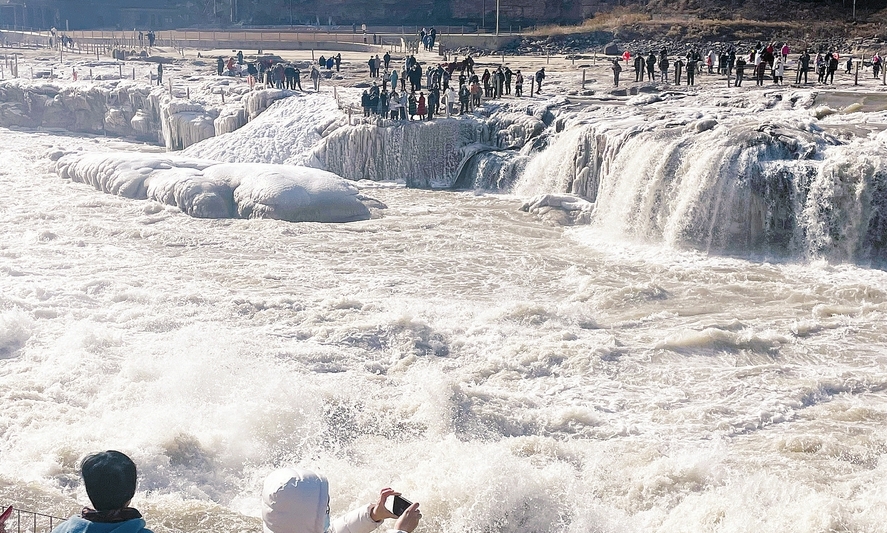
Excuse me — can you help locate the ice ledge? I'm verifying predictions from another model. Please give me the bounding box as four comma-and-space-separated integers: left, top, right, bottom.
55, 152, 381, 223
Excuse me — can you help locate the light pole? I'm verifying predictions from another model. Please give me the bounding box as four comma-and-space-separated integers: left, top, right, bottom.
496, 0, 500, 35
482, 0, 485, 32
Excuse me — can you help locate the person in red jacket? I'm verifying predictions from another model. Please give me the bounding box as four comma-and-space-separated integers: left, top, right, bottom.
416, 92, 426, 120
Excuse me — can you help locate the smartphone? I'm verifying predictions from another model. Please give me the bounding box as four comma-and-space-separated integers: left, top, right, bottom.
391, 495, 412, 517
0, 506, 13, 526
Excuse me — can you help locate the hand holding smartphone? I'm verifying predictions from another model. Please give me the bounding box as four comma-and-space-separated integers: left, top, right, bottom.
389, 495, 412, 517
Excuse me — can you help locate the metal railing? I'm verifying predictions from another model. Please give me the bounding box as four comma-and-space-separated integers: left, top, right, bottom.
3, 508, 67, 533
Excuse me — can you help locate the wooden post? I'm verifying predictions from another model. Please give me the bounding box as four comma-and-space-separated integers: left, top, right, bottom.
132, 68, 135, 80
187, 86, 190, 99
530, 77, 534, 96
582, 69, 585, 88
222, 91, 225, 103
118, 63, 122, 78
547, 50, 550, 64
855, 61, 859, 85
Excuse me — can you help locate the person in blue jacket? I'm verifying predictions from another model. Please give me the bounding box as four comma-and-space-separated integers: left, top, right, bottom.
50, 451, 151, 533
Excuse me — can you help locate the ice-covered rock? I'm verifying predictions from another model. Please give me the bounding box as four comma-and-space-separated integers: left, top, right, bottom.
185, 92, 547, 189
206, 163, 372, 222
520, 194, 594, 225
55, 152, 376, 223
0, 79, 291, 150
184, 92, 336, 166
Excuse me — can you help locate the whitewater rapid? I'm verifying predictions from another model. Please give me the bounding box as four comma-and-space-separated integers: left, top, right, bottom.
1, 119, 887, 533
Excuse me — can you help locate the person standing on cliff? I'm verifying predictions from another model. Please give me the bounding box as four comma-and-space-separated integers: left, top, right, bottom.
157, 63, 163, 86
634, 53, 644, 82
755, 57, 767, 86
673, 57, 683, 85
734, 54, 746, 86
535, 67, 545, 92
646, 52, 656, 81
827, 52, 838, 84
310, 66, 321, 91
383, 51, 391, 70
514, 69, 523, 96
611, 58, 622, 87
797, 50, 810, 84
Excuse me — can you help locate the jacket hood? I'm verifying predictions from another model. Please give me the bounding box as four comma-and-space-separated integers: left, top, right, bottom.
262, 468, 330, 533
55, 517, 150, 533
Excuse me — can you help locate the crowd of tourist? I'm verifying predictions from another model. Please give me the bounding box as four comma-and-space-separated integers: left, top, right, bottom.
209, 34, 884, 122
356, 53, 546, 121
615, 41, 884, 87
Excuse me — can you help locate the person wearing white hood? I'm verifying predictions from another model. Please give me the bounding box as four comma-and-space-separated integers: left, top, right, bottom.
262, 468, 421, 533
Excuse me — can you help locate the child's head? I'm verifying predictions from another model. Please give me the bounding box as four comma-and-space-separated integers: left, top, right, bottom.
81, 451, 137, 511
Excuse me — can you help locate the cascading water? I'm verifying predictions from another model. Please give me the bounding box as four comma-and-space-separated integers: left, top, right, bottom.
513, 99, 887, 267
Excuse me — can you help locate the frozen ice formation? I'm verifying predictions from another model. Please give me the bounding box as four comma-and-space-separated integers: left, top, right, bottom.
186, 92, 548, 189
0, 79, 289, 150
7, 72, 886, 263
515, 106, 887, 265
55, 152, 376, 223
520, 194, 594, 226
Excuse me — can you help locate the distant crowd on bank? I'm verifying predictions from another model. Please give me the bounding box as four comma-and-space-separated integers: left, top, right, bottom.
358, 52, 548, 121
610, 41, 883, 87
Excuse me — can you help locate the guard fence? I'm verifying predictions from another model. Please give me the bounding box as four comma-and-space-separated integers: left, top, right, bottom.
2, 508, 66, 533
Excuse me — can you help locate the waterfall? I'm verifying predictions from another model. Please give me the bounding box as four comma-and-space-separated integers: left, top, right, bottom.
514, 110, 887, 266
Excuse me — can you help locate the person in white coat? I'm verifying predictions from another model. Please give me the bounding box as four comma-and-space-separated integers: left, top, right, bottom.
262, 468, 421, 533
443, 86, 457, 117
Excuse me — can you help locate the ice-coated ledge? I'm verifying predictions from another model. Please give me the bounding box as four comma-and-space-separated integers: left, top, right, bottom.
55, 152, 377, 223
0, 79, 290, 150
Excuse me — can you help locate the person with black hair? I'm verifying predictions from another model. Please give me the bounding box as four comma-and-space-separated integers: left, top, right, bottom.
50, 451, 151, 533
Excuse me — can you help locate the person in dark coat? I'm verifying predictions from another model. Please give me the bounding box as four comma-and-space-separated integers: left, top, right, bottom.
427, 86, 439, 120
734, 56, 746, 86
535, 67, 545, 92
611, 59, 622, 86
361, 90, 370, 117
646, 53, 656, 81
